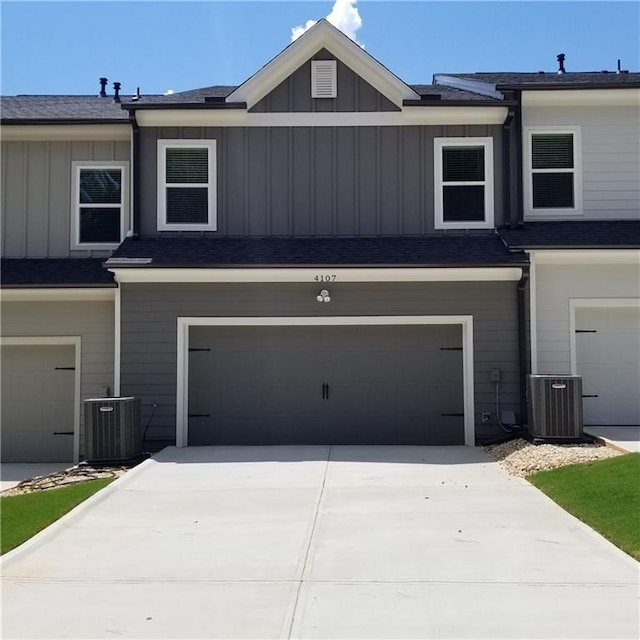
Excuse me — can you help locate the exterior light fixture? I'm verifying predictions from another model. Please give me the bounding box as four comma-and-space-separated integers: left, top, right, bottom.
316, 289, 331, 303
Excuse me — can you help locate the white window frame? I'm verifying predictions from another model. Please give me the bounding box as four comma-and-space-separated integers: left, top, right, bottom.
157, 140, 217, 231
71, 161, 129, 249
524, 126, 583, 217
434, 137, 494, 230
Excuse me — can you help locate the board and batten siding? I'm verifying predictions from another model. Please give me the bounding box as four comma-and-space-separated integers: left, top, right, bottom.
523, 104, 640, 220
141, 125, 505, 237
1, 300, 115, 456
120, 281, 520, 446
534, 260, 640, 374
250, 50, 399, 113
1, 139, 130, 258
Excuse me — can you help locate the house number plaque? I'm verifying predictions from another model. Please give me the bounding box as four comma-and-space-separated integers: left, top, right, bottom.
314, 274, 336, 282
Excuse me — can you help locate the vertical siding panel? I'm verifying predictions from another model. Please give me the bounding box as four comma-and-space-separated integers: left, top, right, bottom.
292, 129, 311, 235
357, 128, 376, 235
1, 142, 7, 256
3, 143, 27, 256
424, 127, 437, 233
114, 140, 130, 161
140, 129, 157, 236
270, 128, 289, 235
25, 142, 48, 256
314, 128, 333, 235
379, 128, 399, 235
248, 128, 268, 235
48, 142, 71, 256
91, 141, 113, 161
225, 128, 246, 235
336, 128, 356, 236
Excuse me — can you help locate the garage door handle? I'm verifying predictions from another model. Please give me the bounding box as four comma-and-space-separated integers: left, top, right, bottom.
53, 431, 74, 435
582, 394, 599, 398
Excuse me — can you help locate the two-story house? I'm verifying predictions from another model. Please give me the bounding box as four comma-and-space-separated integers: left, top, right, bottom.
2, 20, 637, 463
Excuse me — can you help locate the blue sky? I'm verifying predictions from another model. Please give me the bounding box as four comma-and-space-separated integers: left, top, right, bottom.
1, 1, 638, 96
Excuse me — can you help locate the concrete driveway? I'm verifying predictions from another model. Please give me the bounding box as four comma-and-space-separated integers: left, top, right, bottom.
2, 446, 638, 639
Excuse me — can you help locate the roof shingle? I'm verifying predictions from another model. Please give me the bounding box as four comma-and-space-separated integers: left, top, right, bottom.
1, 258, 116, 287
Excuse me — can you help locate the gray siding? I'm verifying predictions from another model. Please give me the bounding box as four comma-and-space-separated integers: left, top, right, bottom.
250, 50, 399, 113
142, 124, 505, 236
1, 300, 115, 456
120, 281, 520, 445
1, 140, 130, 258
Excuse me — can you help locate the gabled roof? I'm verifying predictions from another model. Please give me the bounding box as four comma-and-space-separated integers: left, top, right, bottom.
106, 235, 528, 268
1, 258, 116, 287
499, 221, 640, 250
226, 19, 421, 109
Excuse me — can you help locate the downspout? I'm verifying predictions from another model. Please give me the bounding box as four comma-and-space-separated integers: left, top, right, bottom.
514, 90, 524, 227
502, 104, 516, 229
129, 110, 141, 237
517, 265, 530, 426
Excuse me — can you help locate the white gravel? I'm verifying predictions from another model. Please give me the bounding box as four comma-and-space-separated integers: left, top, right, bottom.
483, 437, 622, 477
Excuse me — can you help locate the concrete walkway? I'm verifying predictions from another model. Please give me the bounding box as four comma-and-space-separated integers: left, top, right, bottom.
2, 446, 638, 639
584, 426, 640, 453
1, 462, 73, 491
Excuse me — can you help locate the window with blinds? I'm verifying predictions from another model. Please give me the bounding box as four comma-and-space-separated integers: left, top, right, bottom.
158, 141, 217, 230
531, 133, 575, 209
434, 138, 494, 229
74, 164, 126, 246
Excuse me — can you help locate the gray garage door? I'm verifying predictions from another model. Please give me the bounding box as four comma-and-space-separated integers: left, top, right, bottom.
188, 324, 464, 445
1, 344, 75, 462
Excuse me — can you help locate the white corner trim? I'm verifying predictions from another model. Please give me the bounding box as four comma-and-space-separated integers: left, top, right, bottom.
175, 315, 476, 448
134, 107, 509, 128
226, 20, 418, 109
0, 288, 116, 302
529, 250, 640, 265
0, 336, 82, 463
528, 253, 538, 374
0, 124, 131, 141
109, 267, 523, 284
114, 286, 121, 396
568, 298, 640, 374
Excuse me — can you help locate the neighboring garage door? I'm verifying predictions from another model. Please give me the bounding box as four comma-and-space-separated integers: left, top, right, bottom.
576, 307, 640, 426
188, 324, 464, 445
1, 345, 75, 462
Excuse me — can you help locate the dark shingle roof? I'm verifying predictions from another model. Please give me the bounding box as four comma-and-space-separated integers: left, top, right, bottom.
499, 221, 640, 249
106, 235, 528, 268
1, 258, 116, 287
0, 96, 131, 121
441, 72, 640, 89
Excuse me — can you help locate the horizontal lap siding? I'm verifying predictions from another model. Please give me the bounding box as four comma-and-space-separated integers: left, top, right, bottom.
140, 124, 504, 237
120, 281, 519, 445
535, 261, 640, 374
524, 105, 640, 220
1, 301, 115, 456
1, 140, 130, 258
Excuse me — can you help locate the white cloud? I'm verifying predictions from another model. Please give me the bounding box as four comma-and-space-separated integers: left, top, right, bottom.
163, 89, 174, 96
291, 0, 364, 47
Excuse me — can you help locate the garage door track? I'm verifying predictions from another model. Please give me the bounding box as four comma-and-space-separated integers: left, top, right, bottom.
2, 446, 638, 638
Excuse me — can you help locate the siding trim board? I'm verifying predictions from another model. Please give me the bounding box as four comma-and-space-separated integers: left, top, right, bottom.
0, 288, 116, 302
0, 336, 81, 463
1, 125, 131, 141
176, 315, 476, 448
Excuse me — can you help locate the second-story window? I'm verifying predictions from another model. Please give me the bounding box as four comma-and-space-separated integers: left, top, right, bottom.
434, 137, 494, 229
525, 127, 582, 216
157, 140, 217, 231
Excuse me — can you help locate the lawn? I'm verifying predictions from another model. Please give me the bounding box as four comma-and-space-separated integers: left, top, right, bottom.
528, 452, 640, 561
1, 479, 113, 555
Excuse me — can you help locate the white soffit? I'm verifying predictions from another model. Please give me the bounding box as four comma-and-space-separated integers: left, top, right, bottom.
0, 288, 116, 302
529, 250, 640, 265
109, 267, 523, 284
0, 124, 131, 141
226, 20, 419, 109
523, 88, 640, 107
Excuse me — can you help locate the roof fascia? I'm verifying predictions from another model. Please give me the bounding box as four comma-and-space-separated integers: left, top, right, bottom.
226, 20, 419, 109
433, 75, 503, 99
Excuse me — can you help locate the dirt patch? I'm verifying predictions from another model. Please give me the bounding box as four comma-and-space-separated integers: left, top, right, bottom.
484, 438, 622, 477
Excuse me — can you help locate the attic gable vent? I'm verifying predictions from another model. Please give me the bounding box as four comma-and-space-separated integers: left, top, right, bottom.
311, 60, 337, 98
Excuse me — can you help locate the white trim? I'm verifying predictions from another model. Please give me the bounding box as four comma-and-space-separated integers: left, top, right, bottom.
0, 288, 116, 302
70, 161, 130, 250
109, 267, 523, 284
0, 336, 82, 463
311, 60, 337, 98
529, 250, 640, 265
114, 286, 121, 396
522, 88, 640, 107
134, 107, 509, 128
528, 253, 538, 374
569, 298, 640, 374
434, 137, 495, 230
523, 126, 583, 218
0, 124, 131, 141
226, 20, 419, 109
176, 315, 476, 448
157, 140, 217, 232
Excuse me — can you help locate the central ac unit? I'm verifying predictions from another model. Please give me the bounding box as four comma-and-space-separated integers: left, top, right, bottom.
84, 397, 142, 463
528, 375, 583, 440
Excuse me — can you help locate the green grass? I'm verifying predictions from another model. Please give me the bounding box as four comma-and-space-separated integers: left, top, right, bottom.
528, 453, 640, 561
1, 478, 113, 555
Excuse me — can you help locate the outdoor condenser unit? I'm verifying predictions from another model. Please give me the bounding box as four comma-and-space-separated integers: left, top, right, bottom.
528, 375, 583, 439
84, 397, 142, 463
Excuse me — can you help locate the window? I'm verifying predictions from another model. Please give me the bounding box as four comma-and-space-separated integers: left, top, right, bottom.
525, 127, 582, 215
157, 140, 217, 231
72, 162, 128, 248
434, 138, 494, 229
